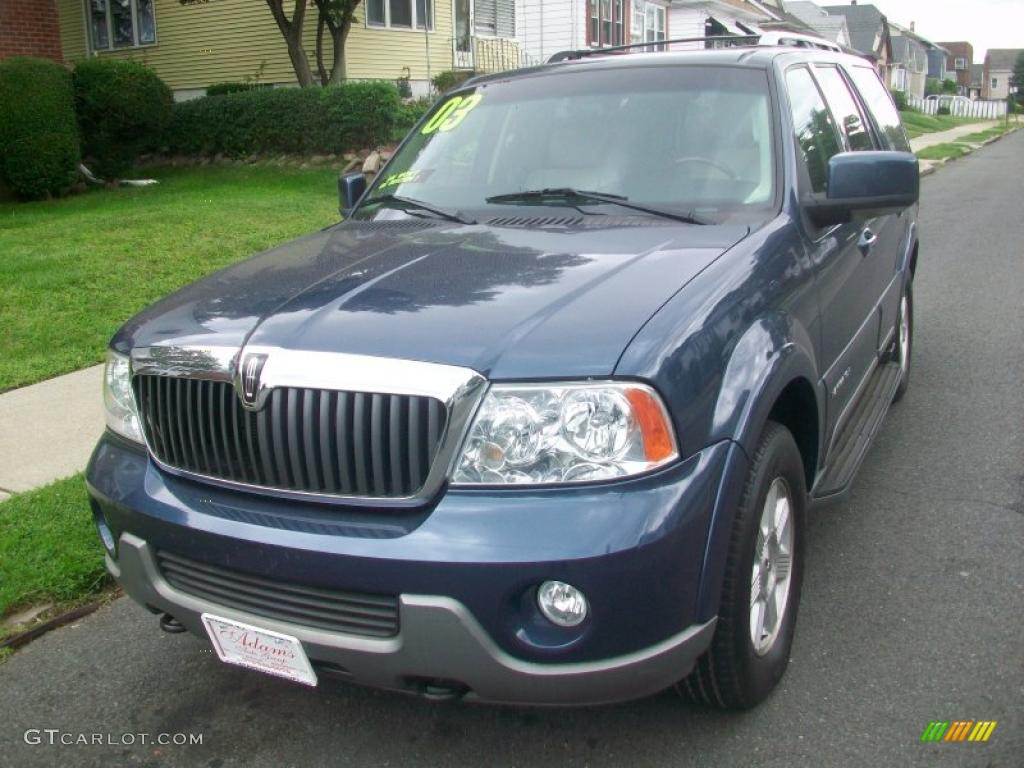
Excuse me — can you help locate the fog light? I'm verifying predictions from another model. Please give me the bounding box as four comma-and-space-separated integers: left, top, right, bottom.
537, 580, 588, 627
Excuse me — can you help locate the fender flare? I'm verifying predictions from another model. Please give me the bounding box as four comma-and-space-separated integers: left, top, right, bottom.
695, 314, 823, 620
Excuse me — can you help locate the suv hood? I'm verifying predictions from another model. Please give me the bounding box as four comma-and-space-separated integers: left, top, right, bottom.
116, 219, 748, 379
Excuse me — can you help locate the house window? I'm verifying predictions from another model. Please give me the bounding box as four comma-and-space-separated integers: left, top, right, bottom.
366, 0, 434, 29
629, 2, 666, 47
954, 57, 966, 70
992, 77, 998, 89
588, 0, 624, 47
88, 0, 156, 50
474, 0, 515, 37
644, 3, 666, 45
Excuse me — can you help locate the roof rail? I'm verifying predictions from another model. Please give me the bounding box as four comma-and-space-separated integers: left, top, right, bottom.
547, 35, 761, 63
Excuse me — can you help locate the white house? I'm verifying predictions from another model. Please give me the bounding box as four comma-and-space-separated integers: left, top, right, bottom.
515, 0, 673, 64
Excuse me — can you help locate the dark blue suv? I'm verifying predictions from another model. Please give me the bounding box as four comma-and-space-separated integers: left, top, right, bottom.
87, 42, 919, 709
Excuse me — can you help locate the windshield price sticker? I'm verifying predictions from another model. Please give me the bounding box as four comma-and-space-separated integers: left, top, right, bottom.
421, 94, 483, 135
377, 168, 432, 190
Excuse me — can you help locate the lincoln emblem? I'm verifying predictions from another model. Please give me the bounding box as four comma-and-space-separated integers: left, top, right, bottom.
239, 353, 268, 407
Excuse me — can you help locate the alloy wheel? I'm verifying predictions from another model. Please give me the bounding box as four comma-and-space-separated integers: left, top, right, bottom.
749, 477, 794, 656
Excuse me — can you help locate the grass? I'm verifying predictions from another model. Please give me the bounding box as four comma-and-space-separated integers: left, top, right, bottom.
915, 142, 972, 162
0, 473, 108, 621
954, 124, 1014, 144
900, 110, 984, 139
0, 164, 339, 392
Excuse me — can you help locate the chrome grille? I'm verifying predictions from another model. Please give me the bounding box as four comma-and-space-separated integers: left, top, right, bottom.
156, 550, 399, 637
133, 375, 447, 498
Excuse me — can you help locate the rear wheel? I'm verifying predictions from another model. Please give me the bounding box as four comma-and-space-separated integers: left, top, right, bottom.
679, 421, 806, 709
892, 283, 913, 402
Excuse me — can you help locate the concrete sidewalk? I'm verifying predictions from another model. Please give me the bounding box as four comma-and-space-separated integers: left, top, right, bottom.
0, 365, 105, 500
909, 120, 1001, 153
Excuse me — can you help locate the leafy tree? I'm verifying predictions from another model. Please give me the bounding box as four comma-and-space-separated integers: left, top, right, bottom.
264, 0, 315, 87
313, 0, 362, 86
1011, 51, 1024, 105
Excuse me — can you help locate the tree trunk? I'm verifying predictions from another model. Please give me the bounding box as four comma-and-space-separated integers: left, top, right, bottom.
315, 13, 329, 86
328, 18, 350, 84
286, 33, 315, 87
265, 0, 315, 88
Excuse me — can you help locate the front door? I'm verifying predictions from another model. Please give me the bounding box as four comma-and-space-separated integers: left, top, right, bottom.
454, 0, 474, 69
784, 64, 881, 441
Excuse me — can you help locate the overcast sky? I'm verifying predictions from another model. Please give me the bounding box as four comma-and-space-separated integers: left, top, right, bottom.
850, 0, 1023, 60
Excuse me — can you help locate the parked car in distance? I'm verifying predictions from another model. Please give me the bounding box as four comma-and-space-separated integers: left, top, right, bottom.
87, 40, 919, 710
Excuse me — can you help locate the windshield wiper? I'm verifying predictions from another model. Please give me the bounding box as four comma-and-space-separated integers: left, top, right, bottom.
485, 188, 708, 225
360, 193, 477, 225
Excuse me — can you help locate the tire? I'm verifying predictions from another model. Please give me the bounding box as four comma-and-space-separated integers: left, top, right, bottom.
679, 421, 807, 709
892, 282, 913, 403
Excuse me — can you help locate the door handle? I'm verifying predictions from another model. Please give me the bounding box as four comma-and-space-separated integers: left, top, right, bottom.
858, 228, 878, 254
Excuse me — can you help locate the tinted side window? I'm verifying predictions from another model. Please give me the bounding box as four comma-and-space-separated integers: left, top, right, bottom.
785, 66, 843, 194
814, 66, 874, 151
847, 65, 912, 152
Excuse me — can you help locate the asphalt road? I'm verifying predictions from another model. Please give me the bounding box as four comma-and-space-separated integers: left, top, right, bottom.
2, 132, 1023, 768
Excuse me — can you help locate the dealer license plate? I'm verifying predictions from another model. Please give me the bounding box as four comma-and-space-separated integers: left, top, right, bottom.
201, 613, 318, 687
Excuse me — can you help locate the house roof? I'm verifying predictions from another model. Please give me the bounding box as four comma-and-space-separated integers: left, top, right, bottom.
891, 35, 926, 71
985, 49, 1023, 71
821, 3, 887, 58
784, 2, 849, 43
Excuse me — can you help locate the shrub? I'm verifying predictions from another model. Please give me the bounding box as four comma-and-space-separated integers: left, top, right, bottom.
167, 81, 402, 157
394, 97, 434, 139
320, 80, 401, 150
0, 57, 80, 200
169, 87, 326, 155
432, 69, 476, 94
889, 89, 908, 111
73, 58, 173, 178
206, 81, 270, 96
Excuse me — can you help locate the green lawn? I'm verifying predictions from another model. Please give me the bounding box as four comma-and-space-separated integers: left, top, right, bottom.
899, 111, 983, 139
954, 125, 1014, 144
0, 474, 107, 622
915, 142, 972, 162
0, 165, 339, 393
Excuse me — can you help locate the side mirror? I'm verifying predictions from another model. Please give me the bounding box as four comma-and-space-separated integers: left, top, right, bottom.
806, 151, 919, 227
338, 172, 367, 217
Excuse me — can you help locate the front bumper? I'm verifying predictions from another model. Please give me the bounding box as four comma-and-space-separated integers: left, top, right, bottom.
110, 532, 716, 705
88, 432, 735, 705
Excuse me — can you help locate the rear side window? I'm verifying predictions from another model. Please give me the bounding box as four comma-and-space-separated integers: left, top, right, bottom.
847, 66, 912, 152
813, 66, 874, 151
785, 66, 843, 194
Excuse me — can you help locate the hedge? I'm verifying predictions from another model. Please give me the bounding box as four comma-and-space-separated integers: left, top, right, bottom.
167, 81, 401, 157
0, 57, 81, 200
73, 58, 173, 178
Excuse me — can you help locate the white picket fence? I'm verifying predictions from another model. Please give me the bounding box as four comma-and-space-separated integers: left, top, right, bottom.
907, 96, 1007, 119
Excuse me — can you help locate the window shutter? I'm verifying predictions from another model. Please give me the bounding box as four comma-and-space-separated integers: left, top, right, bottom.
496, 0, 515, 37
475, 0, 497, 34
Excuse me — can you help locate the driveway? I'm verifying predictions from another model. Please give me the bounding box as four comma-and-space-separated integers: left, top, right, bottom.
1, 132, 1022, 768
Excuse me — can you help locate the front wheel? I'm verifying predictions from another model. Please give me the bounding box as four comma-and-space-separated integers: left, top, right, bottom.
679, 421, 806, 709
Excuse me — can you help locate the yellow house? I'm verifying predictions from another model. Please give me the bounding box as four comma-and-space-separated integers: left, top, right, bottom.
54, 0, 521, 98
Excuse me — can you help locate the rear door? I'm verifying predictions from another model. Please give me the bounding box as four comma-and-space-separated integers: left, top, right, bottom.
784, 64, 878, 440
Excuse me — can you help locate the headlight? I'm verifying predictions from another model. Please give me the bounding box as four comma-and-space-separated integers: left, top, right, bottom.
103, 350, 143, 443
452, 382, 677, 485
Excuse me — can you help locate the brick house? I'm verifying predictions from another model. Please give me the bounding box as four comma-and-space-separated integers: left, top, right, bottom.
936, 41, 974, 92
0, 0, 65, 61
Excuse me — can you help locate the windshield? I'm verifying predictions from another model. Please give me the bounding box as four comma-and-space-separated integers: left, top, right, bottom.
357, 65, 776, 221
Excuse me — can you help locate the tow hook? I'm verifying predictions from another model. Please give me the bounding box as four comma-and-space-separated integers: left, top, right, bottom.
159, 613, 187, 634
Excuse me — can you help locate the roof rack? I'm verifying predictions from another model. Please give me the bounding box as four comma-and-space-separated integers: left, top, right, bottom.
548, 34, 761, 63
